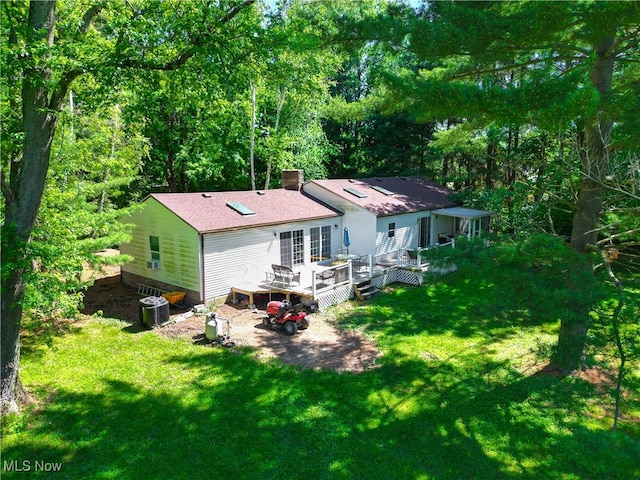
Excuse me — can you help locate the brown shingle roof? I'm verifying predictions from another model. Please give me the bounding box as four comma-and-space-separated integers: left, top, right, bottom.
150, 189, 340, 233
305, 176, 457, 216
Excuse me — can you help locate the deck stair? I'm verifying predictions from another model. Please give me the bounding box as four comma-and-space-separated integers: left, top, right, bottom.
354, 279, 379, 301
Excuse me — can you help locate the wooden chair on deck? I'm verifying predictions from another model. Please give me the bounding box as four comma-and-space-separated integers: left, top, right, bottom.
271, 264, 301, 287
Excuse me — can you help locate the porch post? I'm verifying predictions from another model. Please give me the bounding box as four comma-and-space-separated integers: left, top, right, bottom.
311, 270, 317, 297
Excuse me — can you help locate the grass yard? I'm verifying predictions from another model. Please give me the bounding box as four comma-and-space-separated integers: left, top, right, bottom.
3, 249, 640, 479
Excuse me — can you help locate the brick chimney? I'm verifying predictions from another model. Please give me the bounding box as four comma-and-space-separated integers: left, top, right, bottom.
281, 169, 304, 190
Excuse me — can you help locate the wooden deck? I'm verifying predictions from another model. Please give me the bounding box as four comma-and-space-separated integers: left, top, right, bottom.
231, 281, 317, 306
230, 245, 456, 309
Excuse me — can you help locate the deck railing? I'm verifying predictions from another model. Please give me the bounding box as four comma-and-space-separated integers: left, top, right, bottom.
345, 241, 456, 278
304, 241, 457, 296
310, 261, 352, 297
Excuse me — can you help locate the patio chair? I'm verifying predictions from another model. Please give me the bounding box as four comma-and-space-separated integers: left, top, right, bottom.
353, 255, 370, 272
406, 250, 419, 266
271, 264, 301, 287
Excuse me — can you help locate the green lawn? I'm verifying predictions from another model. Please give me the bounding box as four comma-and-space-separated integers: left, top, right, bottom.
3, 255, 639, 479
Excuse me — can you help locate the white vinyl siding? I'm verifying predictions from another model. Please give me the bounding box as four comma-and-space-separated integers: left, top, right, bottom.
303, 182, 382, 255
375, 212, 435, 254
121, 199, 201, 293
202, 219, 339, 302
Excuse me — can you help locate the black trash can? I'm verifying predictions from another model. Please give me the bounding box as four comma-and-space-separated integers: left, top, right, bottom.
139, 296, 170, 329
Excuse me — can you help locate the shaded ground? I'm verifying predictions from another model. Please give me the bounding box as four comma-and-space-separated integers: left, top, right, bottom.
82, 266, 381, 373
80, 252, 616, 385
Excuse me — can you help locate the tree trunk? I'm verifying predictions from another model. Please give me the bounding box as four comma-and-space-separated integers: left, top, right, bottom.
570, 36, 615, 252
263, 87, 286, 190
249, 80, 256, 190
553, 34, 616, 375
166, 150, 178, 193
1, 0, 58, 415
486, 139, 496, 189
553, 313, 591, 375
1, 269, 27, 415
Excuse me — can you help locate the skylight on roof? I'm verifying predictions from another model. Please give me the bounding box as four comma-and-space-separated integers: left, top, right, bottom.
227, 201, 255, 216
344, 187, 367, 199
371, 185, 394, 196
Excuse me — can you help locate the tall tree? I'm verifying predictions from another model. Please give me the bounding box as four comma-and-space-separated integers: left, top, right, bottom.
2, 0, 77, 415
396, 2, 639, 248
1, 0, 256, 414
21, 103, 146, 337
247, 0, 345, 188
374, 0, 640, 374
123, 0, 341, 194
323, 5, 440, 178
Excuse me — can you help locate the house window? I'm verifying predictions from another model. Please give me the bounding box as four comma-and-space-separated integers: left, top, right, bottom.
388, 222, 396, 238
310, 226, 331, 262
418, 216, 431, 248
280, 230, 304, 267
149, 236, 160, 261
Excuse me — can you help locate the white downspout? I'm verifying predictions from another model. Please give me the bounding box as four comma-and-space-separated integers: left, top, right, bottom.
200, 234, 206, 303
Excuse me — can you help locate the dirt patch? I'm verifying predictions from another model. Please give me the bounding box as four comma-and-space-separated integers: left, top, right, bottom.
161, 304, 380, 372
534, 362, 620, 393
82, 267, 381, 373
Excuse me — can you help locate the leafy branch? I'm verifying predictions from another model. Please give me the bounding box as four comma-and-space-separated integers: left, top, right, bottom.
113, 0, 256, 71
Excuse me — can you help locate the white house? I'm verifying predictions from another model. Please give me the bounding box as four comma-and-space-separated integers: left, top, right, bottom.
305, 176, 461, 255
120, 171, 491, 306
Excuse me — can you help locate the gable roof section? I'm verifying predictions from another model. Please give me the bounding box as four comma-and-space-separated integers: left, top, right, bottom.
150, 189, 340, 234
306, 176, 457, 216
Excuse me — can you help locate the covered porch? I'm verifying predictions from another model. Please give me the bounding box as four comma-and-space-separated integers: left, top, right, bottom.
432, 207, 492, 243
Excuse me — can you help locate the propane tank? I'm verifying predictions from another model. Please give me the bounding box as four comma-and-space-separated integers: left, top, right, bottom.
205, 312, 223, 340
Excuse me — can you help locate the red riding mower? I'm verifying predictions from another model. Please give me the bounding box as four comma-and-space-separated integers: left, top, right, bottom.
263, 300, 310, 335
